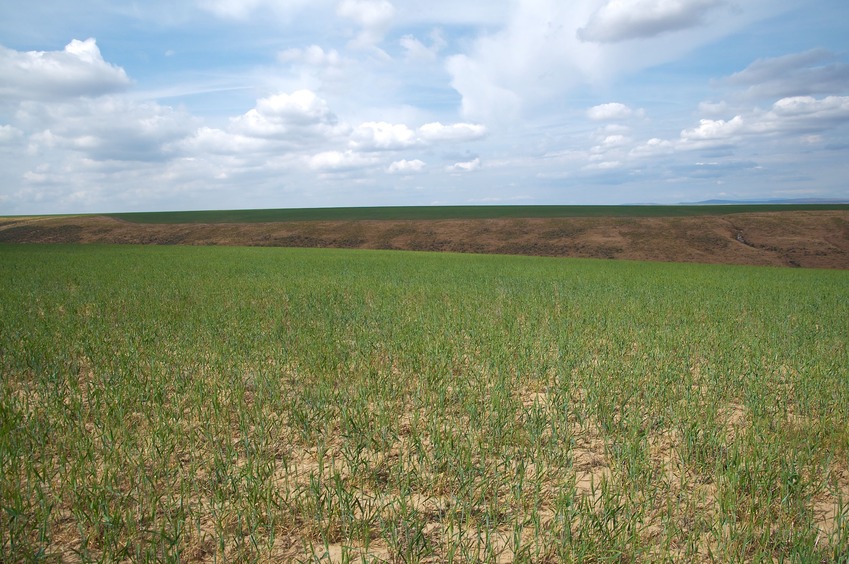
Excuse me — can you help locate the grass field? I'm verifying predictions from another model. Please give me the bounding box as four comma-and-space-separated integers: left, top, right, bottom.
1, 244, 847, 562
107, 204, 849, 224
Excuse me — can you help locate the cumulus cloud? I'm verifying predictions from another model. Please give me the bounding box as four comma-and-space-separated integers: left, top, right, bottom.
387, 158, 426, 174
767, 95, 849, 129
725, 49, 849, 100
350, 121, 417, 150
678, 95, 849, 148
157, 89, 487, 169
418, 122, 487, 142
446, 54, 524, 122
178, 127, 270, 155
254, 90, 335, 126
0, 39, 130, 102
444, 0, 756, 122
19, 97, 197, 162
173, 91, 354, 160
680, 115, 745, 145
577, 0, 726, 43
624, 93, 849, 170
447, 157, 481, 172
349, 120, 487, 150
307, 149, 376, 171
595, 134, 631, 150
587, 102, 642, 120
230, 90, 347, 142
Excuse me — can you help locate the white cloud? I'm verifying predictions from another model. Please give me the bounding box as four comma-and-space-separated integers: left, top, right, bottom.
23, 169, 54, 185
173, 91, 359, 161
337, 0, 394, 27
769, 95, 849, 122
438, 1, 662, 122
2, 0, 842, 213
307, 149, 376, 171
230, 90, 347, 142
630, 137, 674, 158
587, 102, 639, 120
445, 53, 525, 123
757, 95, 849, 140
0, 125, 23, 145
680, 115, 745, 144
350, 121, 417, 150
278, 45, 341, 66
602, 123, 632, 134
198, 0, 263, 19
254, 90, 335, 126
445, 0, 797, 123
393, 1, 511, 27
444, 1, 592, 122
417, 122, 487, 142
597, 134, 631, 149
726, 49, 849, 100
4, 66, 489, 197
0, 39, 130, 102
387, 158, 425, 174
197, 0, 317, 20
585, 160, 622, 170
679, 95, 849, 147
178, 127, 270, 155
348, 120, 487, 150
19, 97, 197, 162
577, 0, 727, 43
447, 157, 481, 172
400, 35, 433, 61
698, 100, 729, 116
400, 30, 446, 62
337, 0, 395, 48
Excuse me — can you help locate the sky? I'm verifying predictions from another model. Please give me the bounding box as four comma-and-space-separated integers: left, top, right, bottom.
1, 0, 848, 214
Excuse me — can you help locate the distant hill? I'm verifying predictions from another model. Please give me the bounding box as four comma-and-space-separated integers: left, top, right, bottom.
684, 198, 849, 205
3, 207, 849, 269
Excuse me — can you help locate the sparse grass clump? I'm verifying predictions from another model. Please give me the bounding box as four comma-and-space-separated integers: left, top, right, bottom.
1, 244, 847, 561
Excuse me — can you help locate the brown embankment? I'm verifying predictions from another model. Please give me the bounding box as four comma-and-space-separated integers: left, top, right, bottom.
1, 211, 848, 269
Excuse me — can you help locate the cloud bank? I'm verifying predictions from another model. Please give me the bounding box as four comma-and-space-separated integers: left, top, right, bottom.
0, 39, 130, 102
0, 0, 845, 213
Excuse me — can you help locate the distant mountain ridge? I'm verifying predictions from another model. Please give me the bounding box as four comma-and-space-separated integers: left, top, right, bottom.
684, 197, 849, 205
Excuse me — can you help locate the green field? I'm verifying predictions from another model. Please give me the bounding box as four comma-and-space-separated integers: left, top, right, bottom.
1, 244, 847, 561
107, 203, 849, 224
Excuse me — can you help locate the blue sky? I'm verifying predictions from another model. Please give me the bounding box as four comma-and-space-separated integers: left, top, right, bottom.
1, 0, 848, 214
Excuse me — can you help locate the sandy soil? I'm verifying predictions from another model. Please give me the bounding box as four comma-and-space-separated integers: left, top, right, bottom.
1, 211, 848, 269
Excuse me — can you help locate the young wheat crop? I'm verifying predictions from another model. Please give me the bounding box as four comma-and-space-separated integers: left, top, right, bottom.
1, 244, 847, 562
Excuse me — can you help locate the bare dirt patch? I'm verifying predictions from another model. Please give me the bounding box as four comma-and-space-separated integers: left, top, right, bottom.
2, 211, 848, 268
